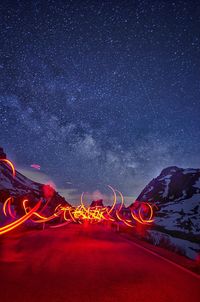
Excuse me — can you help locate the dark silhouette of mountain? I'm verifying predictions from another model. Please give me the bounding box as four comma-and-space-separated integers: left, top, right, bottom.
90, 199, 104, 207
0, 147, 6, 159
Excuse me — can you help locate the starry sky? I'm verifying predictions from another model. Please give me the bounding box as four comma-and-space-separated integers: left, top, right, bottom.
0, 0, 200, 205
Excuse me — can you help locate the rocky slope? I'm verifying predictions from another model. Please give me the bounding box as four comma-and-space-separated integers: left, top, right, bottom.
0, 147, 69, 217
131, 166, 200, 259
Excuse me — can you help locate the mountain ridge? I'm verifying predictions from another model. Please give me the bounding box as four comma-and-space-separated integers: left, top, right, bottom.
130, 165, 200, 259
0, 148, 70, 213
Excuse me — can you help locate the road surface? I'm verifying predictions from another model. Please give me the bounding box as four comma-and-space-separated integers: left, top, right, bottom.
0, 224, 199, 302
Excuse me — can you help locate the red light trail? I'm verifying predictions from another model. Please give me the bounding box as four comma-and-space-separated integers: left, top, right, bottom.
0, 159, 155, 235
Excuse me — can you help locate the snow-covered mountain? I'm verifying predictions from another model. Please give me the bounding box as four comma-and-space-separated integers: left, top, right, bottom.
0, 148, 69, 214
0, 161, 42, 200
131, 166, 200, 259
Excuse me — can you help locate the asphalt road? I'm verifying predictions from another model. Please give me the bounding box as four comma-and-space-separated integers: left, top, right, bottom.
0, 224, 199, 302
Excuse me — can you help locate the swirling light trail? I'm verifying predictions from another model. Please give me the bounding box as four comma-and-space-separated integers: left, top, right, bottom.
0, 159, 156, 235
0, 158, 16, 177
0, 201, 41, 235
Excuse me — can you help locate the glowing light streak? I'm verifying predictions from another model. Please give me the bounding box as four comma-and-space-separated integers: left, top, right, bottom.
115, 189, 124, 212
0, 159, 155, 234
131, 202, 154, 224
116, 210, 134, 227
3, 197, 16, 218
0, 159, 16, 177
107, 185, 117, 214
0, 194, 155, 235
0, 201, 41, 235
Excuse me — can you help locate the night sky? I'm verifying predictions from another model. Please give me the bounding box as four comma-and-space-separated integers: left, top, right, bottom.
0, 0, 200, 204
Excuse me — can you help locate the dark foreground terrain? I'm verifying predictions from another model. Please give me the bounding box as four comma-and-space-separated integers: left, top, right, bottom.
0, 224, 199, 302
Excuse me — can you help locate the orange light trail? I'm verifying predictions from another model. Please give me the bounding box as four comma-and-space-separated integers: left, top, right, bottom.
3, 197, 16, 218
131, 202, 154, 224
0, 193, 155, 234
0, 160, 155, 234
0, 201, 41, 235
0, 159, 16, 177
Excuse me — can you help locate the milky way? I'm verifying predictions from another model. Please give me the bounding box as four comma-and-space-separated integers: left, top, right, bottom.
0, 0, 200, 203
